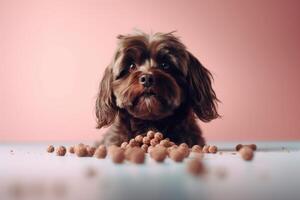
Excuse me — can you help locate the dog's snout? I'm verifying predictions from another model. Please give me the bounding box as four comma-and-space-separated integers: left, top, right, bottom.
139, 74, 154, 88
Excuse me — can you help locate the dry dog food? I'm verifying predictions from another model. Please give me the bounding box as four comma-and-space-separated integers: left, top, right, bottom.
75, 144, 87, 157
94, 145, 107, 159
69, 146, 75, 154
187, 158, 205, 176
146, 130, 155, 139
130, 148, 145, 164
202, 145, 209, 153
141, 144, 148, 152
236, 144, 257, 151
239, 146, 254, 161
208, 145, 218, 154
169, 149, 185, 162
86, 146, 96, 157
47, 145, 55, 153
111, 148, 125, 164
48, 132, 222, 175
135, 135, 144, 144
56, 146, 66, 156
154, 132, 163, 141
120, 142, 128, 149
191, 145, 202, 153
150, 146, 167, 162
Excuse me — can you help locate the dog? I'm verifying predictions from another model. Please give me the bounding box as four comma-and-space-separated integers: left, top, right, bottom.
95, 31, 219, 147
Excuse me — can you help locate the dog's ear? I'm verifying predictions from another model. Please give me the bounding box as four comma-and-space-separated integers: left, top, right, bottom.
95, 66, 117, 128
186, 52, 220, 122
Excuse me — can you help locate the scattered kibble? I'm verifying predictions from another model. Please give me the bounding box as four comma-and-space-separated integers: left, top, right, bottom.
135, 135, 144, 143
150, 146, 167, 162
111, 149, 125, 164
239, 146, 254, 161
86, 146, 96, 157
146, 130, 155, 139
142, 137, 151, 145
120, 142, 128, 149
236, 144, 257, 151
75, 144, 87, 157
69, 146, 75, 154
208, 145, 218, 154
150, 138, 159, 146
47, 145, 55, 153
191, 145, 202, 153
187, 158, 205, 176
130, 148, 145, 164
56, 146, 66, 156
141, 144, 148, 152
94, 145, 107, 159
202, 145, 209, 153
48, 133, 222, 171
169, 149, 185, 162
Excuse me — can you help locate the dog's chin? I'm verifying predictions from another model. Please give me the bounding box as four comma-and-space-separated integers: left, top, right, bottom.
127, 93, 175, 120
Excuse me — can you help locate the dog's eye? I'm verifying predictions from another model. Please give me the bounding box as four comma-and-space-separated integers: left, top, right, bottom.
159, 62, 170, 70
129, 63, 137, 72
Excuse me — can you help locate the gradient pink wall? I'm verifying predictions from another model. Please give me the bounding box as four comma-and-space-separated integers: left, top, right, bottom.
1, 0, 300, 142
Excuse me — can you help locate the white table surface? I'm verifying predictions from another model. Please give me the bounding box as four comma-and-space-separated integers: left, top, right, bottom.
0, 141, 299, 200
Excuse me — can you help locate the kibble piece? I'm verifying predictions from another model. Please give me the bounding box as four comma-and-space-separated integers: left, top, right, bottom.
94, 146, 107, 159
179, 143, 189, 149
191, 145, 202, 153
135, 135, 144, 143
56, 146, 66, 156
146, 130, 155, 139
202, 145, 209, 153
69, 146, 75, 154
47, 145, 55, 153
150, 146, 167, 162
108, 145, 120, 155
169, 150, 185, 162
235, 144, 243, 151
86, 146, 96, 157
154, 132, 163, 141
121, 142, 128, 149
130, 148, 145, 164
160, 140, 170, 147
147, 146, 154, 154
187, 159, 205, 176
249, 144, 257, 151
236, 144, 257, 151
178, 146, 190, 158
129, 139, 139, 147
167, 145, 178, 156
125, 147, 139, 160
150, 138, 159, 146
111, 149, 125, 164
208, 145, 218, 154
142, 137, 151, 145
141, 144, 148, 152
239, 146, 254, 161
75, 145, 87, 157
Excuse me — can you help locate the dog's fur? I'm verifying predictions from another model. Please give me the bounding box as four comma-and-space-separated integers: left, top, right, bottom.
95, 31, 219, 147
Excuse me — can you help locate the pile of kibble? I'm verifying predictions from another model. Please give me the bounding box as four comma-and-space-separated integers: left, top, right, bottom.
47, 130, 256, 176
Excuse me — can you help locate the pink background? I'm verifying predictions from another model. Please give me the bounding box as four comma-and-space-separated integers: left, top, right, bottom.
1, 0, 300, 142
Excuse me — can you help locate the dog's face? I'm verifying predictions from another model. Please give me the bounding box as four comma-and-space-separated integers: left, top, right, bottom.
96, 32, 219, 128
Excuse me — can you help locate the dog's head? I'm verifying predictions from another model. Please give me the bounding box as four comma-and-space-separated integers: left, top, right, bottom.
96, 31, 219, 128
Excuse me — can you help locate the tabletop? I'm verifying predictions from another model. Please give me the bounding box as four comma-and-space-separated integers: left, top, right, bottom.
1, 141, 299, 200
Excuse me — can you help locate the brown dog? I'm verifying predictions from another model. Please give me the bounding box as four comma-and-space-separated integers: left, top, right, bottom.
95, 31, 219, 146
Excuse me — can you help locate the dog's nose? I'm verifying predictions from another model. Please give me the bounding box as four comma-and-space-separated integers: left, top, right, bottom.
139, 74, 154, 88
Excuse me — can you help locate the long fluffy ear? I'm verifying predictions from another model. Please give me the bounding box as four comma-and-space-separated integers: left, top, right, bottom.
187, 52, 220, 122
95, 66, 117, 128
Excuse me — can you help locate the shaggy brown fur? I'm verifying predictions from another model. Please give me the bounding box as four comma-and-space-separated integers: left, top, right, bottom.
95, 31, 219, 147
